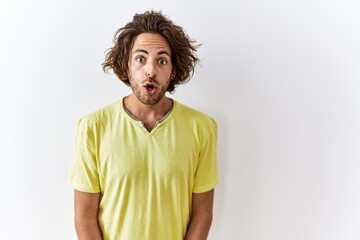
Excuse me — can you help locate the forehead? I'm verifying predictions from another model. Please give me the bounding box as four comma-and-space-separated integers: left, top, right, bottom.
131, 33, 171, 54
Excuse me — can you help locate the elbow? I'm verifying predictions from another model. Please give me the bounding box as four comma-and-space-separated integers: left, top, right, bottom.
74, 215, 97, 232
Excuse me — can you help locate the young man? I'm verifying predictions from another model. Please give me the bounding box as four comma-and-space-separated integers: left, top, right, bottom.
68, 10, 219, 240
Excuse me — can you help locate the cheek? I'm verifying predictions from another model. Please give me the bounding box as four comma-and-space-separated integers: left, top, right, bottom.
128, 64, 142, 79
162, 65, 173, 77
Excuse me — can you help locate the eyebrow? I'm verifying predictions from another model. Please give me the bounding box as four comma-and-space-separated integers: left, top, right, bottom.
133, 49, 171, 57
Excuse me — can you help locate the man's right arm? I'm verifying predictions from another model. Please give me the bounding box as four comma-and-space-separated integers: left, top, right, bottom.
74, 190, 103, 240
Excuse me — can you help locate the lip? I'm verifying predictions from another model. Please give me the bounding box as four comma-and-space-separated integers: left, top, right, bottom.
143, 83, 158, 94
142, 81, 158, 87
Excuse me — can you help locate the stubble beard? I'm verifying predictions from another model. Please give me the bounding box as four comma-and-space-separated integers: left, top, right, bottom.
131, 81, 169, 105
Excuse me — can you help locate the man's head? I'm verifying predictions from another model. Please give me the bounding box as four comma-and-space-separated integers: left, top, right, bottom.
103, 10, 199, 93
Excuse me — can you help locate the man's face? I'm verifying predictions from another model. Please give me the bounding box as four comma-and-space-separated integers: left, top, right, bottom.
127, 33, 173, 105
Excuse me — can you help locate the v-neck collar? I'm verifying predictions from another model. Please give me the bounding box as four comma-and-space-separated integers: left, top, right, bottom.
121, 98, 175, 134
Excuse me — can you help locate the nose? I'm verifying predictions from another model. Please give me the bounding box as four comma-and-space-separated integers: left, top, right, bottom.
146, 62, 156, 78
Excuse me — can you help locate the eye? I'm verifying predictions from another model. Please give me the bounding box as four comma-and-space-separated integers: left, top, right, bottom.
136, 56, 145, 63
158, 58, 167, 65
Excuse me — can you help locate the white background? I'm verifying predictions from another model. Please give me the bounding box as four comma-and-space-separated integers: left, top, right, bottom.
0, 0, 359, 239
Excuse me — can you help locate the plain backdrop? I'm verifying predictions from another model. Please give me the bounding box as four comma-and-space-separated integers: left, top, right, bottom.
0, 0, 359, 239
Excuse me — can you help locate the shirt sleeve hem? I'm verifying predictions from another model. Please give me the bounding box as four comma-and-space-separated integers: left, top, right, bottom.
192, 179, 219, 193
68, 179, 101, 193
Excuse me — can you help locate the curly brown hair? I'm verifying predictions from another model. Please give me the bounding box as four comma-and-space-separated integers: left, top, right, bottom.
102, 10, 200, 93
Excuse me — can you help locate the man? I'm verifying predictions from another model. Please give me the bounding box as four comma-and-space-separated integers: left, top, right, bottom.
68, 10, 219, 240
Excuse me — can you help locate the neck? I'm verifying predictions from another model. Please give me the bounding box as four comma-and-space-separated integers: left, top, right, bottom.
123, 94, 173, 125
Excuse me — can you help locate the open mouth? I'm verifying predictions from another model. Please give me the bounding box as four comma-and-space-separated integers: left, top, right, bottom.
144, 83, 157, 93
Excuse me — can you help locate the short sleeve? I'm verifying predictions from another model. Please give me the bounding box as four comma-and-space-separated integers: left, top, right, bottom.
193, 119, 219, 193
68, 118, 101, 193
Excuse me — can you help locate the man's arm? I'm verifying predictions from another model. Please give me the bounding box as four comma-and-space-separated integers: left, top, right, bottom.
74, 190, 103, 240
185, 189, 214, 240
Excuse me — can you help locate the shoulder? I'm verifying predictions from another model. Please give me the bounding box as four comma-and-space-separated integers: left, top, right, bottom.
174, 100, 217, 131
77, 99, 122, 130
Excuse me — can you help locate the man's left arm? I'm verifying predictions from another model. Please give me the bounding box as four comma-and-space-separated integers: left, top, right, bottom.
185, 189, 214, 240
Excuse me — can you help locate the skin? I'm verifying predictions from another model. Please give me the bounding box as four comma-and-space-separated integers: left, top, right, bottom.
124, 33, 174, 131
74, 190, 102, 240
74, 33, 214, 239
185, 189, 215, 240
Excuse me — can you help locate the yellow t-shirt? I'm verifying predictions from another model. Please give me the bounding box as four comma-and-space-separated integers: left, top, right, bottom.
68, 98, 219, 240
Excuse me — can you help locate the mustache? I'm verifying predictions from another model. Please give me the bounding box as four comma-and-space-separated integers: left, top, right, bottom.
142, 77, 158, 85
